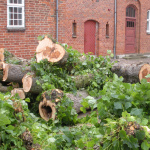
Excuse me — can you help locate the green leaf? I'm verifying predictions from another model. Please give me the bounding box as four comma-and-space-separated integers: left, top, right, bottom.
119, 130, 127, 139
141, 118, 148, 126
114, 102, 122, 110
0, 113, 11, 126
125, 102, 132, 109
141, 140, 150, 150
130, 108, 143, 116
135, 130, 145, 141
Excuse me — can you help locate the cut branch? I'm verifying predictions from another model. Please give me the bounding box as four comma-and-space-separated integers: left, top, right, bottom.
22, 74, 43, 94
11, 88, 26, 99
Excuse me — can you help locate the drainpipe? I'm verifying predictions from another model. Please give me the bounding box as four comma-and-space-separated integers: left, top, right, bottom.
56, 0, 58, 42
113, 0, 117, 59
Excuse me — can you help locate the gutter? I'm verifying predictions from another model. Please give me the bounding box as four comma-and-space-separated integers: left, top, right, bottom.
113, 0, 117, 59
56, 0, 58, 42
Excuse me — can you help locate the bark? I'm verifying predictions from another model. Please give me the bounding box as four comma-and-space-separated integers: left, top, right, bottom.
11, 88, 26, 99
22, 74, 43, 94
0, 83, 11, 93
22, 73, 93, 94
3, 63, 31, 83
111, 63, 150, 83
0, 70, 3, 81
39, 89, 97, 121
0, 62, 4, 70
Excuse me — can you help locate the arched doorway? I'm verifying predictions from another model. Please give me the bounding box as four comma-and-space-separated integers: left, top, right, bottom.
125, 6, 137, 53
84, 20, 99, 55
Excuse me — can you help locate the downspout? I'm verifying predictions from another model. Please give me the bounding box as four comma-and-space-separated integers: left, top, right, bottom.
113, 0, 117, 59
56, 0, 58, 42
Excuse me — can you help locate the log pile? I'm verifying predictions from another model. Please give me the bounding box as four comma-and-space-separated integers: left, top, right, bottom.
1, 36, 150, 122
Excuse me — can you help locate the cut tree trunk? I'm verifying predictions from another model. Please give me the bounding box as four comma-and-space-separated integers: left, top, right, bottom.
3, 63, 31, 83
22, 74, 43, 94
0, 62, 4, 70
11, 88, 26, 99
36, 36, 68, 64
111, 63, 150, 83
0, 70, 3, 81
39, 89, 93, 121
0, 83, 11, 93
22, 73, 93, 94
0, 48, 4, 62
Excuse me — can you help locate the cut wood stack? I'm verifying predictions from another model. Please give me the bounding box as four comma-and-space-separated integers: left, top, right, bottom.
1, 37, 150, 122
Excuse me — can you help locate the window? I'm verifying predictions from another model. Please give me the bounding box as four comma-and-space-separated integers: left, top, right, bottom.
147, 10, 150, 33
126, 7, 135, 18
7, 0, 25, 29
106, 22, 109, 38
72, 20, 77, 38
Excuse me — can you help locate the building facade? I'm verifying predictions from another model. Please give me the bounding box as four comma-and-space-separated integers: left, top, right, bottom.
0, 0, 150, 59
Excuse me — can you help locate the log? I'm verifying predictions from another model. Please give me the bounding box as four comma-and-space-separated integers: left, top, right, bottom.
11, 88, 26, 99
3, 63, 31, 83
36, 36, 68, 64
39, 89, 93, 121
139, 64, 150, 82
22, 73, 93, 94
0, 48, 4, 62
0, 70, 3, 81
0, 83, 11, 93
111, 63, 150, 83
0, 62, 4, 70
22, 74, 43, 94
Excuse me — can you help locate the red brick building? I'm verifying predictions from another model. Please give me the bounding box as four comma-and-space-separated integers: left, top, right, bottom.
0, 0, 150, 59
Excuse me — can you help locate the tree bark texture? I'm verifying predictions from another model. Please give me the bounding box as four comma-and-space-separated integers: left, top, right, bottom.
3, 63, 31, 83
111, 63, 150, 83
0, 83, 11, 93
39, 90, 96, 121
22, 74, 43, 94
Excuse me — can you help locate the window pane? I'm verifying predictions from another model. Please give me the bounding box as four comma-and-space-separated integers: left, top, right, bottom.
18, 0, 22, 4
14, 0, 17, 4
9, 20, 13, 25
148, 11, 150, 20
18, 14, 22, 19
9, 7, 13, 13
126, 7, 135, 17
9, 0, 13, 3
14, 20, 18, 25
14, 7, 17, 13
9, 13, 13, 19
19, 20, 22, 25
147, 21, 150, 31
14, 14, 17, 19
18, 8, 22, 13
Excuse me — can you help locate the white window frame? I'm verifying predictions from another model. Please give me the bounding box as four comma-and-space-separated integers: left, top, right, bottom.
7, 0, 25, 29
147, 10, 150, 34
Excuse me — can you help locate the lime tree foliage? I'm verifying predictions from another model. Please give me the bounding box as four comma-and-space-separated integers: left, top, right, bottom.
1, 43, 150, 149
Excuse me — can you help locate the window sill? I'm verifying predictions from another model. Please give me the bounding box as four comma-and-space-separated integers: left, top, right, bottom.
147, 31, 150, 35
72, 35, 77, 38
106, 35, 109, 38
7, 27, 26, 32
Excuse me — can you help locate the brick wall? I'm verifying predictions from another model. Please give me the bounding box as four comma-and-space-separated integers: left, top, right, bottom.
0, 0, 56, 59
0, 0, 149, 59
